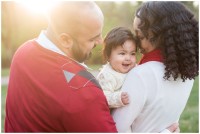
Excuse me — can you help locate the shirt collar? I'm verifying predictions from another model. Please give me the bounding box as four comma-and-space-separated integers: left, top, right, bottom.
35, 30, 92, 70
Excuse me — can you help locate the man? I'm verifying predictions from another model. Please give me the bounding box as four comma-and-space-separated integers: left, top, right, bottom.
5, 2, 117, 132
5, 1, 178, 132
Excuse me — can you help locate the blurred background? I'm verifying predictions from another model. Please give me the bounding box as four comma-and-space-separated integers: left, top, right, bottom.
1, 1, 199, 132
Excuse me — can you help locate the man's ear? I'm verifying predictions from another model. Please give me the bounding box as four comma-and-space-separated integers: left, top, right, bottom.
58, 33, 73, 49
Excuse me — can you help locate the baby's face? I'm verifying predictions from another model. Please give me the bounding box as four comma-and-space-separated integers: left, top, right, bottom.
109, 40, 136, 73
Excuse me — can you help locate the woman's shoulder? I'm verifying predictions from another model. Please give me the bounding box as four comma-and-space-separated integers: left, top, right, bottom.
130, 61, 165, 75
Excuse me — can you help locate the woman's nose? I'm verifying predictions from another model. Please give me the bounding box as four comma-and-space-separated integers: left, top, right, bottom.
95, 36, 103, 45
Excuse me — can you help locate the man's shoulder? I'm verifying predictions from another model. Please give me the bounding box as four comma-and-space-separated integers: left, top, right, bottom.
18, 39, 37, 49
11, 39, 38, 63
62, 62, 102, 90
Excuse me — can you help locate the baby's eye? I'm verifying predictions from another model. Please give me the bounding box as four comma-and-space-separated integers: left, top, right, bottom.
131, 53, 136, 56
119, 52, 125, 55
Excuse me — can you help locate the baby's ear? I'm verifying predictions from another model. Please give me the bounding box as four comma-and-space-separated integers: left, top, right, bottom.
58, 33, 73, 49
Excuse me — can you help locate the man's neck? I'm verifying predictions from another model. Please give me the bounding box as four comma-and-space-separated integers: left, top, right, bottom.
45, 28, 61, 50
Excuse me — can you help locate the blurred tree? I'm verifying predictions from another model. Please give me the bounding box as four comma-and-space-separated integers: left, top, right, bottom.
2, 2, 16, 67
1, 1, 47, 68
1, 1, 199, 68
182, 1, 199, 20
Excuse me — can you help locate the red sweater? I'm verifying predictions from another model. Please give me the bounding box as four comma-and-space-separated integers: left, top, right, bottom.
5, 40, 117, 132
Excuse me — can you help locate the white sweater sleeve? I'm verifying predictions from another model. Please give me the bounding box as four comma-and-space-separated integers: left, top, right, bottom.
97, 72, 124, 108
112, 69, 147, 132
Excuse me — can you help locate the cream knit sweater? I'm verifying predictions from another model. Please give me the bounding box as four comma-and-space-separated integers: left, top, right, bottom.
97, 63, 127, 108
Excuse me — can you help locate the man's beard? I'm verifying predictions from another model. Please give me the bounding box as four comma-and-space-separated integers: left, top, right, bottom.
71, 41, 92, 63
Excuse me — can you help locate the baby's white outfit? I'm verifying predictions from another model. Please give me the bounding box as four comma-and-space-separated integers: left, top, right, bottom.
97, 63, 127, 108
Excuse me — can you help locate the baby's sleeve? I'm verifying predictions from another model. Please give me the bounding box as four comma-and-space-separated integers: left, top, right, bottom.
97, 72, 125, 108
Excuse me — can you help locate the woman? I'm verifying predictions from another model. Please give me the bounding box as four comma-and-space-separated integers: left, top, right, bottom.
112, 1, 198, 133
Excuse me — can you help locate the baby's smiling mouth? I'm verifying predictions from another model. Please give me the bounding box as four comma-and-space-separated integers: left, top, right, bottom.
122, 63, 130, 67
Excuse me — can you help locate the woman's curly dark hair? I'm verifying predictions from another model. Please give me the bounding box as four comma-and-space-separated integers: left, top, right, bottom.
136, 1, 199, 81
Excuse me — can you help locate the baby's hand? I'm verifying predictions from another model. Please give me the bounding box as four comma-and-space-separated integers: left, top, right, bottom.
121, 92, 129, 105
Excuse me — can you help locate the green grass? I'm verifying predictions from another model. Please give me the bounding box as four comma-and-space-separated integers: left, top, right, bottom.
1, 85, 7, 132
179, 76, 199, 132
1, 74, 198, 132
1, 68, 10, 77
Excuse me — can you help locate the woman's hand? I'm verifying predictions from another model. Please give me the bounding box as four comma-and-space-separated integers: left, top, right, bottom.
167, 123, 180, 133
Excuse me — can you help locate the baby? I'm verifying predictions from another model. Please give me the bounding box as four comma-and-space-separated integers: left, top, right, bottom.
97, 27, 137, 108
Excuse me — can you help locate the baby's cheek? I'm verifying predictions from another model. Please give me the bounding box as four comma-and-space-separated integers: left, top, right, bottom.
131, 62, 136, 68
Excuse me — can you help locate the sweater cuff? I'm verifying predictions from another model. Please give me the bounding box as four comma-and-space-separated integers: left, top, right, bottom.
108, 91, 125, 108
118, 91, 126, 106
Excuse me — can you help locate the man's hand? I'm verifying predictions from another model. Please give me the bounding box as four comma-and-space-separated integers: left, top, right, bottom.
167, 123, 180, 133
121, 92, 129, 105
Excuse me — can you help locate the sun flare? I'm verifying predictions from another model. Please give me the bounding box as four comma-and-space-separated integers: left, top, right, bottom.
17, 1, 58, 15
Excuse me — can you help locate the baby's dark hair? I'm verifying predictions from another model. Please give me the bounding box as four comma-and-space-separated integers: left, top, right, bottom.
136, 1, 198, 81
103, 27, 137, 62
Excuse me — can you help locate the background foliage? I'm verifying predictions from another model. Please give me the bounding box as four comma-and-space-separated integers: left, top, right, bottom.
1, 1, 199, 67
1, 1, 199, 133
